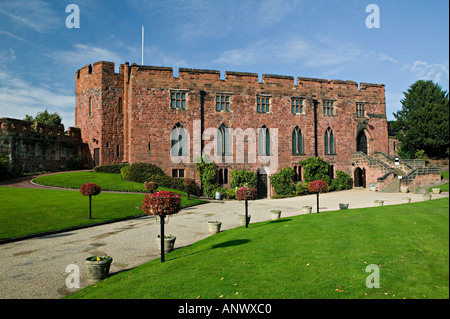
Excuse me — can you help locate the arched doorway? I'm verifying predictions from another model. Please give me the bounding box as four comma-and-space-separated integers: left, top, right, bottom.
357, 130, 368, 154
354, 167, 366, 188
257, 167, 269, 199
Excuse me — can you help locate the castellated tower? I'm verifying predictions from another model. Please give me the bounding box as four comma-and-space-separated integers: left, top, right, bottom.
75, 61, 395, 197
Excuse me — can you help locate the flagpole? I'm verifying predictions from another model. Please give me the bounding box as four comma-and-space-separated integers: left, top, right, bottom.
141, 25, 144, 65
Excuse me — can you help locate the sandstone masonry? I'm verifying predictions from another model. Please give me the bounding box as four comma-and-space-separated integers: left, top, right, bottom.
75, 61, 438, 196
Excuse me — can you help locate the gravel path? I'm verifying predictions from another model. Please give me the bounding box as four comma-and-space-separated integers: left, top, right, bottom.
0, 175, 448, 299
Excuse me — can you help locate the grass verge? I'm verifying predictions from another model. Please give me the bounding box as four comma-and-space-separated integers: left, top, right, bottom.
32, 171, 187, 194
0, 187, 205, 240
65, 198, 449, 299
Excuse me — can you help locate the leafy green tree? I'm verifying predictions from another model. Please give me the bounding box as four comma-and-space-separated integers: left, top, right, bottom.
270, 167, 295, 195
300, 157, 330, 184
230, 169, 257, 189
392, 80, 449, 158
24, 109, 63, 126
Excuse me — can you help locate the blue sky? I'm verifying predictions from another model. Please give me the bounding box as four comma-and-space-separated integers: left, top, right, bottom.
0, 0, 448, 128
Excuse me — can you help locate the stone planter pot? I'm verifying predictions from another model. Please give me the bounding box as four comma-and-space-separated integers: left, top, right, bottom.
270, 210, 281, 220
302, 206, 313, 214
238, 215, 250, 226
339, 203, 349, 210
400, 186, 409, 193
432, 188, 441, 194
156, 235, 176, 253
401, 197, 411, 204
423, 194, 432, 201
374, 200, 384, 206
84, 256, 113, 281
208, 221, 222, 234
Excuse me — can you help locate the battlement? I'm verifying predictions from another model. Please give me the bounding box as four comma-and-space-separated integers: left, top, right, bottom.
76, 61, 385, 94
0, 117, 81, 140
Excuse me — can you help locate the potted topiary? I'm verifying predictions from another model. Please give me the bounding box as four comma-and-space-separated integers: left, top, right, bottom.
402, 197, 411, 204
84, 255, 113, 281
156, 235, 176, 253
302, 205, 313, 213
79, 183, 101, 219
374, 200, 384, 206
400, 186, 409, 193
307, 180, 328, 213
142, 190, 181, 262
236, 186, 257, 228
431, 188, 441, 194
270, 210, 281, 220
207, 221, 222, 234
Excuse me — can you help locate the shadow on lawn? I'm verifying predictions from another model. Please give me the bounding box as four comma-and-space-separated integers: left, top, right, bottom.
168, 239, 251, 262
211, 239, 251, 249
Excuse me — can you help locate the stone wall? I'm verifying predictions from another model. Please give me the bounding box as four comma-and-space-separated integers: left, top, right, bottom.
0, 117, 91, 173
75, 61, 390, 193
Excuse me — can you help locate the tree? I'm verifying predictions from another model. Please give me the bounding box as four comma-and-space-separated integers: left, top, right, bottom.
24, 109, 63, 126
300, 157, 330, 184
392, 80, 449, 158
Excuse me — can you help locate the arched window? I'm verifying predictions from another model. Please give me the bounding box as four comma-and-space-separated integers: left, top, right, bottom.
171, 123, 187, 156
324, 127, 335, 154
258, 125, 270, 156
217, 124, 231, 156
292, 126, 303, 155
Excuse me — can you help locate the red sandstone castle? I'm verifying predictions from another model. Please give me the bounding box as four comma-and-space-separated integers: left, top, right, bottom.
74, 61, 440, 197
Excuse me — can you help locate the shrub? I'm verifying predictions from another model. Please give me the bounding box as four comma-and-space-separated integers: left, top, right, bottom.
141, 191, 181, 216
126, 163, 165, 183
120, 165, 131, 180
230, 169, 257, 188
144, 181, 159, 192
213, 186, 228, 199
0, 152, 9, 180
271, 167, 296, 195
300, 157, 330, 184
329, 170, 352, 191
94, 163, 129, 174
195, 156, 218, 197
226, 187, 237, 199
295, 181, 309, 195
68, 157, 83, 170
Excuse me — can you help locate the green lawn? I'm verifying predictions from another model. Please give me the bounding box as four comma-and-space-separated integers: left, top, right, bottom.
0, 187, 205, 240
33, 171, 187, 194
66, 198, 449, 299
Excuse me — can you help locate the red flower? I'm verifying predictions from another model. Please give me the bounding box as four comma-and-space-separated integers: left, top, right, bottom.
141, 190, 181, 216
79, 183, 101, 196
235, 186, 257, 201
307, 180, 328, 193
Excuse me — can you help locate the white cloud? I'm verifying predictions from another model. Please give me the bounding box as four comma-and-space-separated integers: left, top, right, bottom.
49, 44, 123, 69
403, 60, 449, 84
213, 34, 397, 75
0, 0, 59, 33
127, 0, 304, 40
0, 30, 25, 41
0, 70, 75, 127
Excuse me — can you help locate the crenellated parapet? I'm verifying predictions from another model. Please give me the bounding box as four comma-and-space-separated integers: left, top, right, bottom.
0, 118, 80, 140
75, 61, 385, 96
